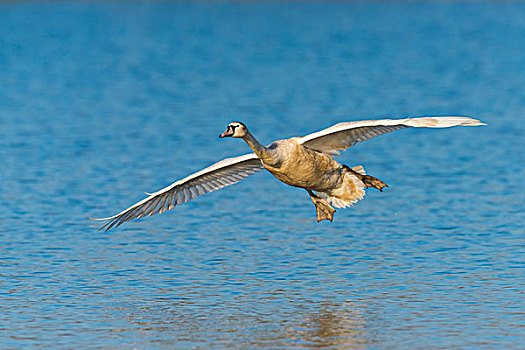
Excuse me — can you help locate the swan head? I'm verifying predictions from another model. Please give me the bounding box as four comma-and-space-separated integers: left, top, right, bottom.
219, 121, 248, 138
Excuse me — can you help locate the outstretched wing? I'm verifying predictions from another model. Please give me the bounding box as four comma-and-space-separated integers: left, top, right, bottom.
92, 153, 264, 231
298, 116, 485, 155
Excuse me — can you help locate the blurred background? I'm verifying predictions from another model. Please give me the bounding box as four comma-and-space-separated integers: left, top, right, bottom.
1, 2, 523, 349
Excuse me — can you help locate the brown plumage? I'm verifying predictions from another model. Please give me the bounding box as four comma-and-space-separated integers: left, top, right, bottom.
92, 116, 484, 230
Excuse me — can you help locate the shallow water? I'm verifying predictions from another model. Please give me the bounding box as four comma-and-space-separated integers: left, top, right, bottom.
1, 1, 524, 349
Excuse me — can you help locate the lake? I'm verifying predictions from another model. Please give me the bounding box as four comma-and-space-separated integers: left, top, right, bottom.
0, 1, 524, 348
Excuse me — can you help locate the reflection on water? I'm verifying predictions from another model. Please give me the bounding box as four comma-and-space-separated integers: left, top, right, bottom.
1, 1, 524, 349
287, 302, 368, 349
114, 298, 370, 349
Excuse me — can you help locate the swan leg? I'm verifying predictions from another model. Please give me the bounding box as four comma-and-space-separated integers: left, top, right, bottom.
362, 175, 388, 192
307, 190, 336, 222
342, 165, 388, 192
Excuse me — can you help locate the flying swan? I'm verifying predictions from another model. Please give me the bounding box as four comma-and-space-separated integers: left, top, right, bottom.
93, 116, 484, 230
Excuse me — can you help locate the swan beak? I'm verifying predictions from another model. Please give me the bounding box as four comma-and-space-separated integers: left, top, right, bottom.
219, 130, 233, 138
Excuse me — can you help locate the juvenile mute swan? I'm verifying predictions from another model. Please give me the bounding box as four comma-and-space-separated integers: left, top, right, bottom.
93, 116, 484, 230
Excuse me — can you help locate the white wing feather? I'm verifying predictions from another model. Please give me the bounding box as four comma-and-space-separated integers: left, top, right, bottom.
92, 153, 263, 231
298, 115, 485, 155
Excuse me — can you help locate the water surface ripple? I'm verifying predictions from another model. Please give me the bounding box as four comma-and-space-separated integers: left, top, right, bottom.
0, 2, 524, 349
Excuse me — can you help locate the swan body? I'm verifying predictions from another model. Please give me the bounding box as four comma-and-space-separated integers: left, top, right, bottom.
93, 116, 484, 230
262, 138, 341, 191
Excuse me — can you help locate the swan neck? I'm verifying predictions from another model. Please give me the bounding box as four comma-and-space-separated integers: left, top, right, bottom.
242, 131, 276, 164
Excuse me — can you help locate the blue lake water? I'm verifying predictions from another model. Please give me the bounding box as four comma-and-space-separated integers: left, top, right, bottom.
1, 1, 524, 348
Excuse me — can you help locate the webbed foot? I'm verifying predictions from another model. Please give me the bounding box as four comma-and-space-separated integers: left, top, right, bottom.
307, 190, 336, 222
362, 175, 388, 192
342, 165, 388, 192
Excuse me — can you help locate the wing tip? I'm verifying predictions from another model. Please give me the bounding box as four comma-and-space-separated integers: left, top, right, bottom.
454, 116, 486, 126
89, 216, 107, 221
89, 217, 112, 232
410, 116, 486, 128
465, 119, 487, 126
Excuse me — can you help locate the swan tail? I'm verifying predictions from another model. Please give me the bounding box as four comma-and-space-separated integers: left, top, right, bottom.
317, 165, 367, 209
